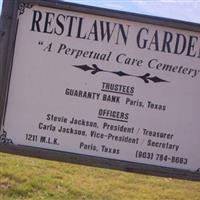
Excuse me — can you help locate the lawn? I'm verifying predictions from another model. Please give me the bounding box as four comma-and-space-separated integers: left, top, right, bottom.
1, 152, 200, 200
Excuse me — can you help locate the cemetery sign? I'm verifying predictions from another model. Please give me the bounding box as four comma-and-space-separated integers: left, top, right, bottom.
0, 0, 200, 180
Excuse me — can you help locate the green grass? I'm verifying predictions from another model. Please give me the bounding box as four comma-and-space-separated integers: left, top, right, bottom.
1, 153, 200, 200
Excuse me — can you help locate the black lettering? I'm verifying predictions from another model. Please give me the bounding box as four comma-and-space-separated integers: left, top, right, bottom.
44, 12, 55, 34
186, 35, 198, 57
174, 33, 187, 54
137, 28, 149, 49
66, 15, 77, 37
43, 42, 52, 52
148, 30, 159, 51
115, 24, 130, 45
31, 10, 42, 32
55, 14, 65, 35
161, 31, 173, 52
77, 17, 87, 39
87, 20, 98, 41
100, 21, 116, 43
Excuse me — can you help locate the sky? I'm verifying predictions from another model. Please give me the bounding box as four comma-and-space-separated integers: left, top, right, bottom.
0, 0, 200, 23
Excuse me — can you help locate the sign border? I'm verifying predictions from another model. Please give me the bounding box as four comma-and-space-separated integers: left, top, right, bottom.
0, 0, 200, 181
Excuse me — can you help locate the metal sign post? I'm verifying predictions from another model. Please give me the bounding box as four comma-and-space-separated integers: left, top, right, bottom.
0, 0, 200, 180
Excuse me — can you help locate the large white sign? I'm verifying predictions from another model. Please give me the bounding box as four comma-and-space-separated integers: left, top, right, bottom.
1, 1, 200, 178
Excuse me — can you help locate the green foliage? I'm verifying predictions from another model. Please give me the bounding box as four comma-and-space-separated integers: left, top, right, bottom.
1, 153, 200, 200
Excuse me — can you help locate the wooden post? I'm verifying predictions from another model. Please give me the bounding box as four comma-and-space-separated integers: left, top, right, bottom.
0, 0, 17, 129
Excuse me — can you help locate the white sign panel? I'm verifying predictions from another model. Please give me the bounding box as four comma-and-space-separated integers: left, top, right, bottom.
1, 1, 200, 178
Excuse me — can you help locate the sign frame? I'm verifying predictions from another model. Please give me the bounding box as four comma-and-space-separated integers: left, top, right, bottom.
0, 0, 200, 181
